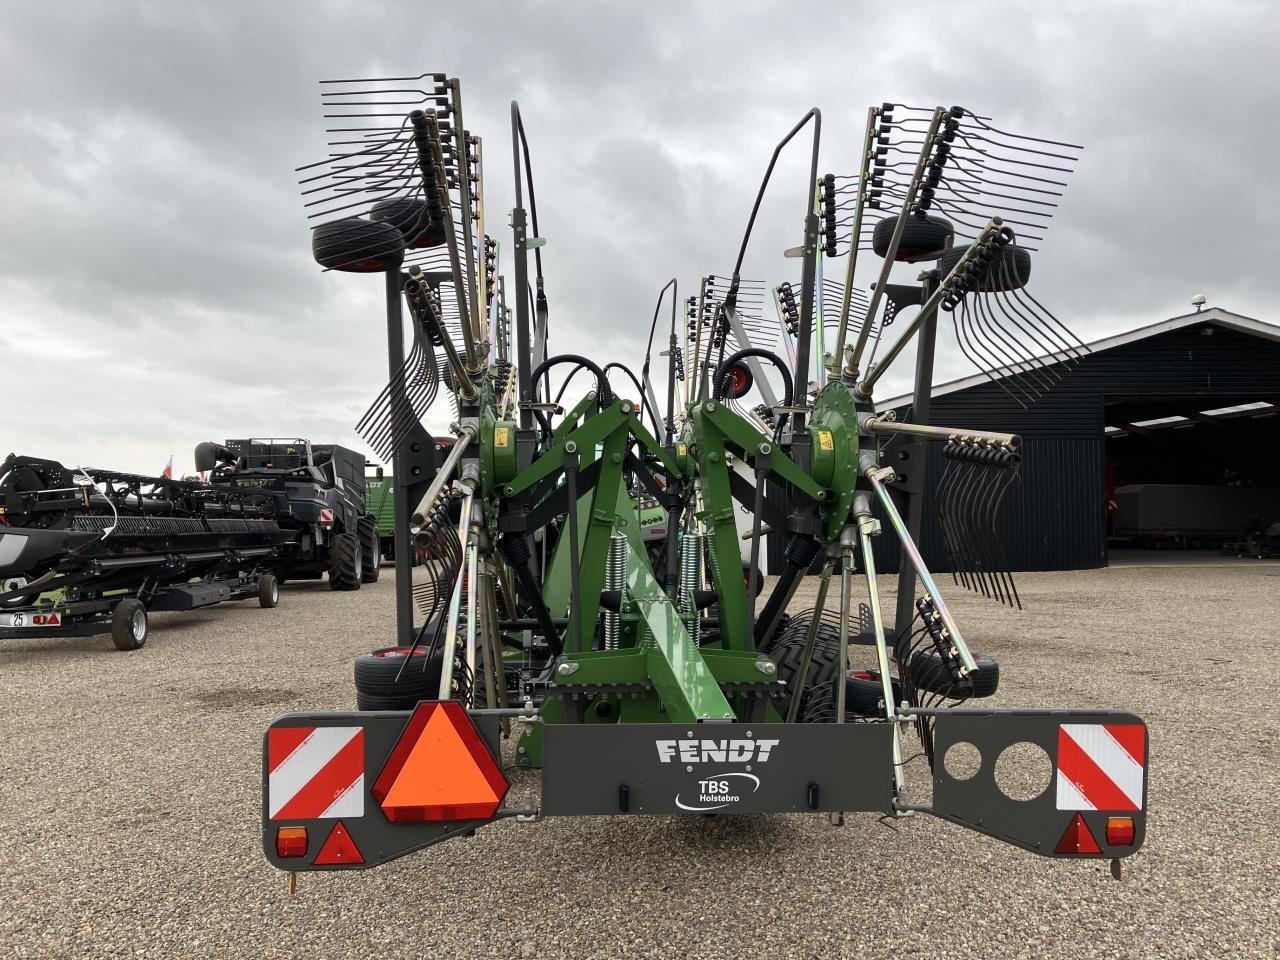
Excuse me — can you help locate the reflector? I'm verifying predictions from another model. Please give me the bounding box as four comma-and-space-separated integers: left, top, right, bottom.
1054, 813, 1101, 855
1106, 816, 1136, 847
313, 821, 363, 866
371, 701, 508, 822
275, 826, 308, 858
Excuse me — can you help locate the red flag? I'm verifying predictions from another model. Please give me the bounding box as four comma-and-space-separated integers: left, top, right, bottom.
162, 454, 173, 480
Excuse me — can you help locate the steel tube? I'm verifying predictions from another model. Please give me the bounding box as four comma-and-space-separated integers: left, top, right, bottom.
831, 106, 878, 373
437, 486, 474, 700
864, 418, 1020, 450
857, 219, 1002, 397
412, 427, 474, 520
849, 108, 945, 375
385, 265, 416, 645
864, 468, 977, 674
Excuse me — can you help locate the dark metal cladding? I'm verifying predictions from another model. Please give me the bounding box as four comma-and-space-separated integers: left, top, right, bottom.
872, 313, 1280, 573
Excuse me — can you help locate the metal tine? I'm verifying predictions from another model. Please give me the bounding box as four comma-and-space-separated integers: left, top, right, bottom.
936, 452, 969, 592
938, 171, 1061, 215
972, 451, 1010, 604
953, 451, 993, 600
988, 245, 1085, 362
969, 294, 1050, 398
357, 328, 439, 449
1022, 289, 1091, 364
941, 157, 1067, 199
961, 112, 1084, 151
935, 452, 961, 590
320, 71, 449, 86
973, 452, 1011, 606
974, 275, 1063, 388
359, 344, 440, 461
954, 121, 1082, 163
990, 454, 1023, 609
952, 300, 1033, 408
989, 263, 1081, 365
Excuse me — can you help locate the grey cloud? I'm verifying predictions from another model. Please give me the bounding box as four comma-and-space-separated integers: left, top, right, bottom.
1, 0, 1276, 475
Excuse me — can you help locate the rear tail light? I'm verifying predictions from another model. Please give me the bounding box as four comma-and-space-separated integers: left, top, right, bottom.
1106, 816, 1135, 846
276, 826, 308, 858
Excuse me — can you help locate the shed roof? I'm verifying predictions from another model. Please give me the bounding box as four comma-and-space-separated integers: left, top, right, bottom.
885, 308, 1280, 406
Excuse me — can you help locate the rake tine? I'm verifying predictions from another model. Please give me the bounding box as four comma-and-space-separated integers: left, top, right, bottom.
973, 449, 1009, 604
972, 290, 1052, 396
982, 453, 1017, 607
956, 451, 993, 599
965, 297, 1041, 403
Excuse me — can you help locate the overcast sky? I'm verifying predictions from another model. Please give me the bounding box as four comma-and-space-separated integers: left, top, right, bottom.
1, 0, 1276, 476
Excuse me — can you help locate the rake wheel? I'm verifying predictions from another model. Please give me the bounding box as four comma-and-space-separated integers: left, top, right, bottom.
871, 212, 953, 261
311, 218, 406, 272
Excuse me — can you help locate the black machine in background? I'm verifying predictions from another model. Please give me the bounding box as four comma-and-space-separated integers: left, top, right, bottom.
0, 453, 287, 650
197, 438, 383, 589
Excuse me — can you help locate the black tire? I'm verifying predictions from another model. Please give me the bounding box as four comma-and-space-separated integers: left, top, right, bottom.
767, 617, 843, 720
311, 218, 406, 273
872, 213, 953, 261
937, 242, 1031, 292
354, 646, 467, 710
258, 574, 279, 609
327, 532, 362, 591
909, 648, 1000, 699
111, 598, 148, 651
370, 197, 446, 248
844, 670, 903, 717
358, 517, 381, 584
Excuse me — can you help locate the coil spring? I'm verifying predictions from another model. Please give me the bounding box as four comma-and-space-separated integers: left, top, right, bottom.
603, 532, 628, 650
678, 532, 703, 645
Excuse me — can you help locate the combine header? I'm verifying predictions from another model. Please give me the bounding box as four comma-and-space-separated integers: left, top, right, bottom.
263, 75, 1148, 880
0, 454, 286, 649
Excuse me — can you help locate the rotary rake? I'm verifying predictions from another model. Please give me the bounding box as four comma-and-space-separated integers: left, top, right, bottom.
261, 75, 1148, 882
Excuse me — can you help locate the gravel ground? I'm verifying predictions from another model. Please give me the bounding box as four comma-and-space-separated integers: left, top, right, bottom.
1, 560, 1278, 960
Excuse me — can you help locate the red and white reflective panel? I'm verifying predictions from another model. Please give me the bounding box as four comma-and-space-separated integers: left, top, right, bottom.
318, 508, 335, 527
1056, 723, 1145, 812
268, 727, 364, 820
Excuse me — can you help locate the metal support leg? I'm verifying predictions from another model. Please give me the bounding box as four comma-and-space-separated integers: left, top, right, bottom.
892, 280, 938, 645
385, 268, 416, 646
856, 514, 906, 800
866, 468, 977, 674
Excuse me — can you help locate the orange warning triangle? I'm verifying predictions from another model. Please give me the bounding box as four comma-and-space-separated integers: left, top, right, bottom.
380, 706, 502, 822
372, 702, 507, 823
1055, 813, 1102, 855
313, 820, 363, 866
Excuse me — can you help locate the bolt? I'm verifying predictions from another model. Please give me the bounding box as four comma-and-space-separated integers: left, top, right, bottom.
621, 401, 633, 414
504, 486, 514, 495
758, 443, 771, 455
611, 452, 622, 464
565, 440, 577, 453
706, 401, 718, 412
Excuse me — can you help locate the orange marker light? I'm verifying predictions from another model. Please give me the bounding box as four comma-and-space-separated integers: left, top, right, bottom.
1106, 816, 1136, 846
276, 826, 308, 858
